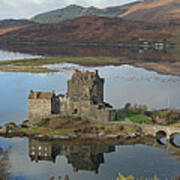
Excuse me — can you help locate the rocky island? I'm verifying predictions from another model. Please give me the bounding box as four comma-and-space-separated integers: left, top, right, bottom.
0, 69, 180, 143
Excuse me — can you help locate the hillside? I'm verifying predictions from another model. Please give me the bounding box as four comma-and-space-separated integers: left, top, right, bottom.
0, 19, 36, 29
31, 4, 128, 24
31, 0, 180, 24
0, 16, 174, 44
119, 0, 180, 22
0, 19, 37, 35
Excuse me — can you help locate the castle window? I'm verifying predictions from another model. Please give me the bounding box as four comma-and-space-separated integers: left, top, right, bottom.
72, 109, 78, 114
98, 105, 103, 109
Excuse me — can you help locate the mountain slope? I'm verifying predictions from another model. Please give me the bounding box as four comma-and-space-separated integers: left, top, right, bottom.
31, 0, 180, 24
31, 4, 128, 24
0, 19, 36, 29
119, 0, 180, 22
0, 16, 173, 43
0, 19, 37, 35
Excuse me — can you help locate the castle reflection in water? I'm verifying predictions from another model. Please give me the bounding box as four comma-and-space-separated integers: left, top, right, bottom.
29, 139, 115, 173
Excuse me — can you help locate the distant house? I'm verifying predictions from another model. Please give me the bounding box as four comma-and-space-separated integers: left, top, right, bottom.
154, 42, 164, 50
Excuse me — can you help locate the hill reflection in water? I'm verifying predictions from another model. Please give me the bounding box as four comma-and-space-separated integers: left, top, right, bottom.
0, 44, 174, 62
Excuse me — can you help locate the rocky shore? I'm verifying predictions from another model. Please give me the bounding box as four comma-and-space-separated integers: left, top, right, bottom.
0, 120, 143, 141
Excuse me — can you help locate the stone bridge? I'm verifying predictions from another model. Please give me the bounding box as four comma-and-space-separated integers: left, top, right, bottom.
141, 124, 180, 140
111, 122, 180, 150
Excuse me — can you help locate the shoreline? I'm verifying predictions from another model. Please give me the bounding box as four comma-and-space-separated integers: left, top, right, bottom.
0, 57, 180, 76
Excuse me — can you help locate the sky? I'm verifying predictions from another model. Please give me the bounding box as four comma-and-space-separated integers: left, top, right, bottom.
0, 0, 138, 20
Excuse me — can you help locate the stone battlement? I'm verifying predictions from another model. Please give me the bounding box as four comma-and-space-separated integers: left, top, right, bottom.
71, 69, 99, 80
28, 90, 54, 99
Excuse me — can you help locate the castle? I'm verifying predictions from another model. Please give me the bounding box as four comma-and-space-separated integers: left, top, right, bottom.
28, 69, 116, 124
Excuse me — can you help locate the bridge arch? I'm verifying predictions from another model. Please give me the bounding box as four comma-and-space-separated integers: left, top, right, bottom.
156, 130, 167, 139
170, 133, 180, 148
156, 130, 167, 145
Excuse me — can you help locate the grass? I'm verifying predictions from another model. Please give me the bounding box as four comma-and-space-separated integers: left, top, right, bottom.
37, 118, 50, 127
0, 65, 56, 73
16, 115, 141, 138
115, 110, 149, 124
168, 29, 180, 60
170, 122, 180, 127
0, 55, 180, 75
168, 29, 180, 46
116, 173, 162, 180
128, 113, 149, 124
47, 129, 73, 136
0, 57, 125, 66
0, 57, 129, 73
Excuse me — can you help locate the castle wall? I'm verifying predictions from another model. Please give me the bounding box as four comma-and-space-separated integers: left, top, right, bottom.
81, 104, 116, 123
59, 96, 115, 122
28, 99, 51, 124
59, 96, 91, 117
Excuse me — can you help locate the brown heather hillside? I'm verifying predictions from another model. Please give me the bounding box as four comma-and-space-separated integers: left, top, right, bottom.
0, 19, 37, 35
119, 0, 180, 22
0, 26, 28, 35
0, 16, 174, 43
0, 19, 36, 29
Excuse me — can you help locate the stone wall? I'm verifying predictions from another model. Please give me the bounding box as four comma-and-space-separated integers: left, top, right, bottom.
81, 104, 116, 123
28, 99, 52, 125
59, 96, 115, 122
59, 96, 90, 117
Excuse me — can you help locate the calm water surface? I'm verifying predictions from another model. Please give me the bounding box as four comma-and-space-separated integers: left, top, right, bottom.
1, 63, 180, 124
0, 51, 180, 180
0, 137, 180, 180
0, 50, 40, 61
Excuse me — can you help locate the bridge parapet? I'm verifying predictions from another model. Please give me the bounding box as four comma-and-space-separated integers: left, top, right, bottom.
141, 124, 180, 140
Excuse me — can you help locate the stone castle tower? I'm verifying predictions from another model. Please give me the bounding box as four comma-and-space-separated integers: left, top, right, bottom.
28, 69, 115, 124
68, 69, 104, 103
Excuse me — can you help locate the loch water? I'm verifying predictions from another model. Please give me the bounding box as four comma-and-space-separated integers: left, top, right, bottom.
0, 49, 180, 180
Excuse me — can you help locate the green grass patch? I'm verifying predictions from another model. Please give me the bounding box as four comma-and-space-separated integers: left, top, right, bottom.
47, 129, 73, 136
115, 112, 125, 121
37, 118, 50, 127
116, 173, 161, 180
0, 57, 128, 73
0, 57, 125, 66
171, 122, 180, 127
168, 28, 180, 60
128, 113, 149, 124
0, 65, 56, 73
115, 110, 149, 124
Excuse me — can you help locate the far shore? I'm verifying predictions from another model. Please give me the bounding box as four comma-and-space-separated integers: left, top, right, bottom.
0, 57, 180, 76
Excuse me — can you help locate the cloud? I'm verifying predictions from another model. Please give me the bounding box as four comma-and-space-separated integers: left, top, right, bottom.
0, 0, 137, 20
